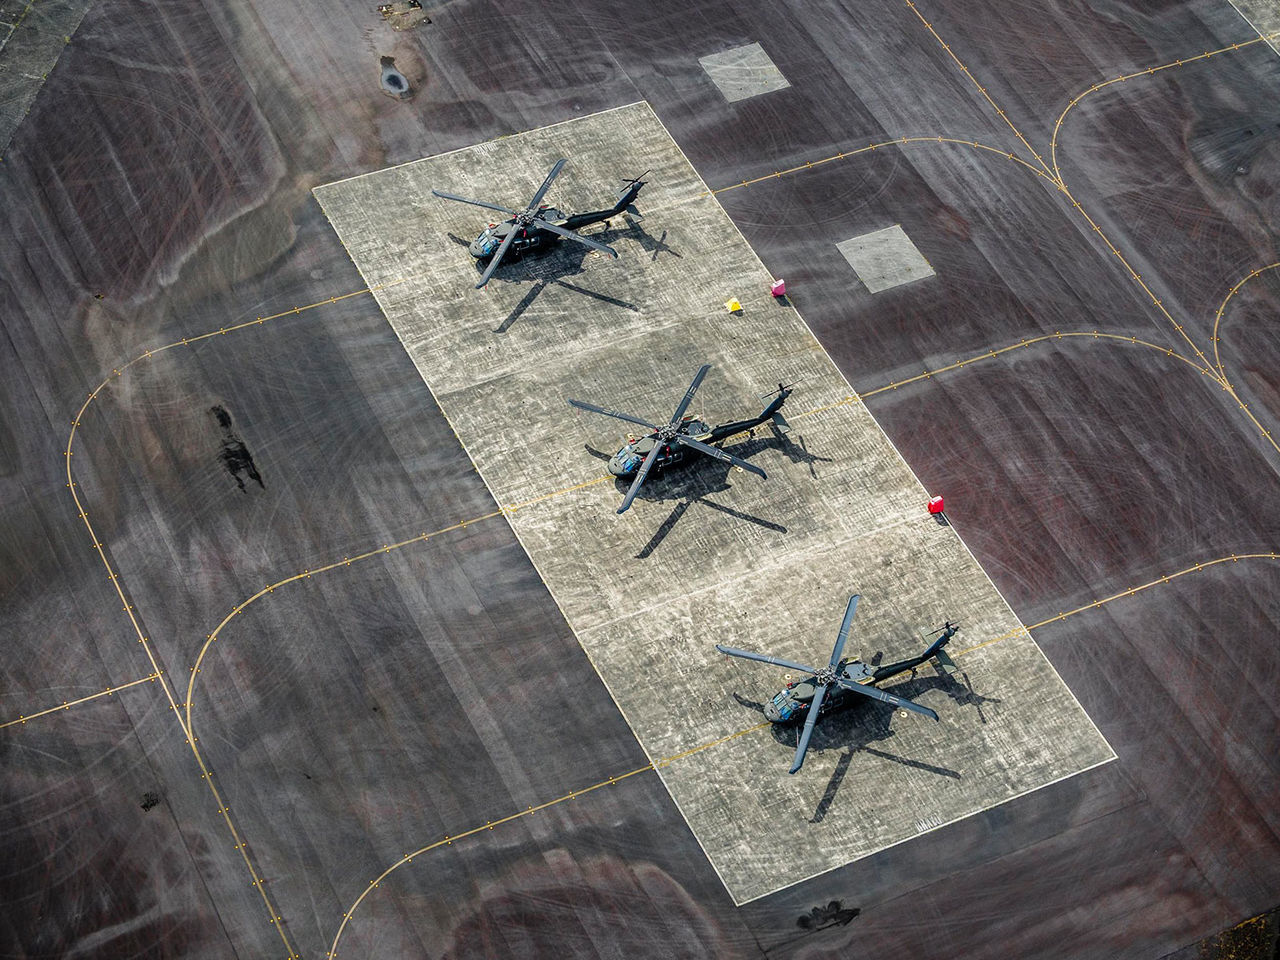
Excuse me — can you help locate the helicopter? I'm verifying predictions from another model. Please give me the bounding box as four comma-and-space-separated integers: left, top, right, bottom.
432, 158, 647, 288
716, 595, 960, 773
567, 363, 794, 514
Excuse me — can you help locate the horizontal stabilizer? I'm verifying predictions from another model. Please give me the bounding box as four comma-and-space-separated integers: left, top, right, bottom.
771, 411, 791, 435
933, 648, 959, 675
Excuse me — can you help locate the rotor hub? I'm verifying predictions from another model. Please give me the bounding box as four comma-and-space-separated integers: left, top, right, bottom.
815, 667, 835, 685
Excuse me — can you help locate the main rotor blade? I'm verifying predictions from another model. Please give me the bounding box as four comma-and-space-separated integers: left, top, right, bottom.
535, 219, 618, 258
670, 364, 711, 424
714, 644, 819, 676
673, 435, 766, 479
790, 681, 829, 774
474, 228, 519, 289
566, 399, 656, 431
833, 677, 939, 721
431, 190, 517, 216
829, 595, 861, 670
526, 158, 568, 213
617, 439, 664, 514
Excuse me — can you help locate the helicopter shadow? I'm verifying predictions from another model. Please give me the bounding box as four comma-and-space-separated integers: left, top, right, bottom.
621, 427, 833, 559
730, 667, 1000, 823
615, 217, 682, 262
459, 216, 665, 334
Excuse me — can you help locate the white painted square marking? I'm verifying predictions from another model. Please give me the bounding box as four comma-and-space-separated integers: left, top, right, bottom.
838, 224, 936, 293
699, 42, 791, 103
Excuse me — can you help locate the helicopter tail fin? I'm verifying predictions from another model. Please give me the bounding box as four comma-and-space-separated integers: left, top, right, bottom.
612, 172, 647, 218
924, 621, 960, 673
759, 381, 796, 421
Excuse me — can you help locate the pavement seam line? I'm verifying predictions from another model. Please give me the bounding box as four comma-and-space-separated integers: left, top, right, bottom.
61, 282, 408, 959
328, 549, 1280, 955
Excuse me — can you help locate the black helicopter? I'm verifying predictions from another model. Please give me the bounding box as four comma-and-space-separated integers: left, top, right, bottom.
432, 158, 647, 288
716, 595, 960, 773
568, 363, 793, 514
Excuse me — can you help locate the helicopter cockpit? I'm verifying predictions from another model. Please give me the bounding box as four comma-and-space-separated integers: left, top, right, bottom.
468, 225, 501, 259
765, 689, 798, 723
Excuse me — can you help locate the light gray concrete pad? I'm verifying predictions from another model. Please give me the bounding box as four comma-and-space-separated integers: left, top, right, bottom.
0, 0, 93, 154
1227, 1, 1280, 56
837, 223, 936, 294
313, 102, 1113, 903
698, 42, 791, 103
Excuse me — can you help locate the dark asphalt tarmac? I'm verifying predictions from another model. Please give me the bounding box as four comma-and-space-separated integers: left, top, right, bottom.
1, 0, 1277, 957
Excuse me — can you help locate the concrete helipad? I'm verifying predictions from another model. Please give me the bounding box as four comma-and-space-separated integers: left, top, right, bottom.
313, 101, 1114, 903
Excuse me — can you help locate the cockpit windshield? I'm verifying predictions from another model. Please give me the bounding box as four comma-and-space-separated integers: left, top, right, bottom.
474, 228, 498, 256
770, 690, 795, 720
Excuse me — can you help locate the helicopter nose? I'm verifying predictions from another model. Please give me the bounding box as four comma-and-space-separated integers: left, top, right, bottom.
763, 700, 782, 723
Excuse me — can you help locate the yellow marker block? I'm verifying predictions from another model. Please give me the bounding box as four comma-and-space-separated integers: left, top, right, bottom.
725, 298, 742, 313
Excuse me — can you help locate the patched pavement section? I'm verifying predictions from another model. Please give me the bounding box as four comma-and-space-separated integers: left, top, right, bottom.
838, 224, 936, 294
698, 42, 791, 103
313, 101, 1114, 903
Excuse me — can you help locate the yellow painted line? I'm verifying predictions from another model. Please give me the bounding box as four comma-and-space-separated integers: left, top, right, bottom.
505, 475, 613, 512
0, 674, 159, 731
1050, 32, 1280, 185
325, 547, 1280, 954
903, 0, 1054, 176
1212, 263, 1280, 379
1025, 552, 1280, 631
861, 330, 1213, 398
185, 509, 501, 733
327, 720, 770, 958
64, 279, 403, 960
709, 135, 1054, 197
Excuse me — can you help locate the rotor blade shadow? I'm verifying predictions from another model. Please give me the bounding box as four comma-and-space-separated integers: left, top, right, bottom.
493, 280, 547, 334
553, 279, 639, 312
809, 748, 855, 824
635, 501, 690, 559
695, 496, 786, 533
861, 746, 962, 780
582, 444, 614, 463
776, 430, 832, 478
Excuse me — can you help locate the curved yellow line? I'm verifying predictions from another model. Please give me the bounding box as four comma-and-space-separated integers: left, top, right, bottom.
325, 720, 771, 958
1050, 33, 1279, 186
1212, 263, 1280, 380
1044, 32, 1279, 385
185, 510, 501, 735
328, 548, 1280, 955
861, 329, 1214, 398
901, 0, 1053, 176
64, 280, 402, 960
710, 134, 1056, 197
